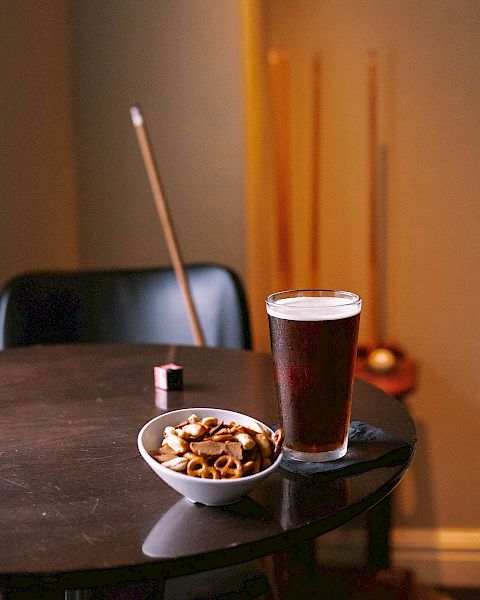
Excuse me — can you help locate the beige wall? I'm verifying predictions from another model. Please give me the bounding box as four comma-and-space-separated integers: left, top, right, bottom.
0, 0, 80, 288
262, 0, 480, 579
71, 0, 247, 278
2, 0, 478, 585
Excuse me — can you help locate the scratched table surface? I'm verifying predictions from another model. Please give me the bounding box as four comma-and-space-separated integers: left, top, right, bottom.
0, 343, 416, 592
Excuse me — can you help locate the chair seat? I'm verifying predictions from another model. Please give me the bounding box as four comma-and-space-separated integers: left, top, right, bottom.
163, 561, 270, 600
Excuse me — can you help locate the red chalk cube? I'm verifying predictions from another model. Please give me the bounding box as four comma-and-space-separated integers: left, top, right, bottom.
154, 363, 183, 391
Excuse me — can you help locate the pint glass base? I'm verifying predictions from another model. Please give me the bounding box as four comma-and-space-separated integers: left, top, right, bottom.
283, 438, 348, 463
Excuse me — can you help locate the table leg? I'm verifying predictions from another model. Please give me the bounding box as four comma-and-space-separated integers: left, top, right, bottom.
64, 590, 93, 600
366, 495, 392, 574
93, 579, 166, 600
272, 538, 317, 598
261, 555, 281, 600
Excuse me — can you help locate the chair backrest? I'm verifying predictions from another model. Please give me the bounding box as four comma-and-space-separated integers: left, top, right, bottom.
0, 263, 251, 351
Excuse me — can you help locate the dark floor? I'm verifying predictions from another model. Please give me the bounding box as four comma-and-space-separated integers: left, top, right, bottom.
269, 551, 480, 600
274, 567, 480, 600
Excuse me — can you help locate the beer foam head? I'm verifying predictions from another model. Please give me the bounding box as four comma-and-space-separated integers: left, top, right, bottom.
266, 293, 361, 321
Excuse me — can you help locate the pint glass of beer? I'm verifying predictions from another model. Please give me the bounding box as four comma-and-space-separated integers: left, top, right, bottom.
266, 290, 362, 462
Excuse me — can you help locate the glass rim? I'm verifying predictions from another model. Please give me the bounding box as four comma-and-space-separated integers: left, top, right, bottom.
265, 289, 361, 309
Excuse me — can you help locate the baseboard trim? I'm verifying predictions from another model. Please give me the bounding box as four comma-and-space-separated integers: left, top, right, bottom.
314, 527, 480, 588
391, 528, 480, 588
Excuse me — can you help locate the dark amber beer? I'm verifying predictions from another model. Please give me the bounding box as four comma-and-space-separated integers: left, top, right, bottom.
266, 290, 361, 462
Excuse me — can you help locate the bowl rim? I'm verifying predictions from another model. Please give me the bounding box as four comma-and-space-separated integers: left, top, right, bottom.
137, 407, 283, 485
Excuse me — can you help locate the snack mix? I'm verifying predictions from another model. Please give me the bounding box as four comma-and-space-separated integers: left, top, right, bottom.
150, 414, 284, 479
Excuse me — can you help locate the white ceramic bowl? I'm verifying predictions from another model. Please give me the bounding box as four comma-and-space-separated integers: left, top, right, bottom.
137, 408, 283, 506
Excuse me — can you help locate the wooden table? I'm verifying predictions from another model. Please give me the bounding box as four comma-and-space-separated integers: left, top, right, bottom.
0, 343, 416, 597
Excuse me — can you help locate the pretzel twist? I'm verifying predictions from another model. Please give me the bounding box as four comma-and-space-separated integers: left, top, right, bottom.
187, 456, 220, 479
214, 455, 243, 479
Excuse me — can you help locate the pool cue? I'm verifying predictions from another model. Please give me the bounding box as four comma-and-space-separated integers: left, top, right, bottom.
267, 48, 292, 291
129, 104, 206, 347
367, 52, 380, 349
365, 54, 398, 373
310, 52, 322, 287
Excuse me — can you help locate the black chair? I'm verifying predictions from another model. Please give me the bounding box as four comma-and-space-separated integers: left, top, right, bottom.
0, 263, 251, 351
